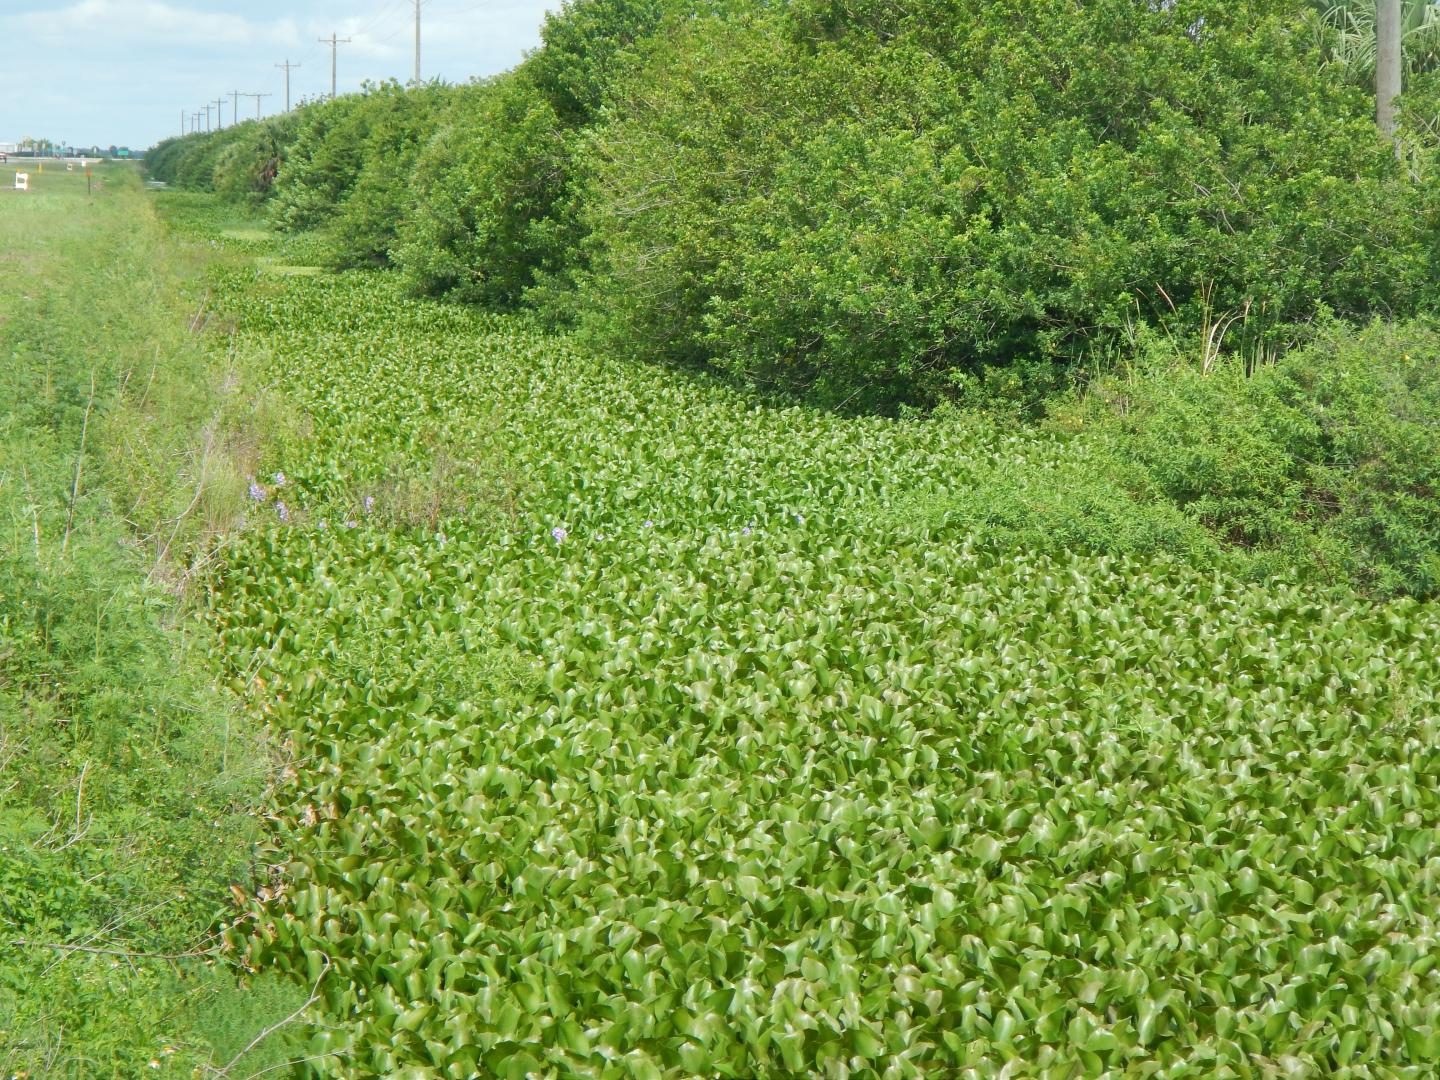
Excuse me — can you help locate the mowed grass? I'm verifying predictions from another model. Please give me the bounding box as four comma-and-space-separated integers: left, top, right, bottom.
0, 166, 307, 1077
195, 262, 1440, 1075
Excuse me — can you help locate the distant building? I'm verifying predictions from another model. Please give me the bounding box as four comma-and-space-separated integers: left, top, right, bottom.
0, 143, 17, 155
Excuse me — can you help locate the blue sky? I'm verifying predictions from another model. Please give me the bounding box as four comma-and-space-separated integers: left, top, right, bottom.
0, 0, 560, 150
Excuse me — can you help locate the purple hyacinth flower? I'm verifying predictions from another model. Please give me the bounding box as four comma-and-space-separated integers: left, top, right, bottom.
247, 480, 266, 502
275, 501, 289, 523
363, 495, 375, 513
552, 526, 568, 543
273, 471, 286, 486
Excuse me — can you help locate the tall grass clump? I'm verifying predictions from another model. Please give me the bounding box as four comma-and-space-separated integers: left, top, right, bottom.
0, 165, 306, 1077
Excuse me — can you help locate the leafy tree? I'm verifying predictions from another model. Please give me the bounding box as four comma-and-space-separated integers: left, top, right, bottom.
395, 76, 573, 305
575, 0, 1437, 410
264, 82, 449, 266
393, 0, 733, 309
527, 0, 675, 125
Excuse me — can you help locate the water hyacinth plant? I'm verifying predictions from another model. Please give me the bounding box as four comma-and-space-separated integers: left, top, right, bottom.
199, 270, 1440, 1078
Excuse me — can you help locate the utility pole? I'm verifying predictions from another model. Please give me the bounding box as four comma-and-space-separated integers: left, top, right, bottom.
1376, 0, 1402, 141
275, 59, 301, 111
213, 97, 226, 131
242, 92, 273, 121
414, 0, 421, 86
202, 103, 213, 132
180, 108, 186, 138
318, 33, 351, 99
231, 90, 242, 125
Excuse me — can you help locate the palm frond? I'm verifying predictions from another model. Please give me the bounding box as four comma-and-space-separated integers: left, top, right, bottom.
1316, 0, 1440, 77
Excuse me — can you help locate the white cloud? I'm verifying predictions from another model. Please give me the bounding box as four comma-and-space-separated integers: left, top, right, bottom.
6, 0, 299, 48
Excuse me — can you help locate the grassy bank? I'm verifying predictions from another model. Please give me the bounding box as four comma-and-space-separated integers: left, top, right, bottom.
0, 166, 303, 1076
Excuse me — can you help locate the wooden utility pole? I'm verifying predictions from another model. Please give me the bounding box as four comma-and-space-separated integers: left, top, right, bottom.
1377, 0, 1402, 138
202, 103, 213, 132
414, 0, 422, 86
213, 98, 226, 131
276, 60, 301, 111
242, 92, 273, 121
231, 90, 243, 126
318, 33, 351, 99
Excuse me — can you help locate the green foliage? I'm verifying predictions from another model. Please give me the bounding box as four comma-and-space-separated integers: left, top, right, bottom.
195, 972, 309, 1076
147, 117, 300, 202
196, 260, 1440, 1077
266, 82, 451, 268
1311, 0, 1440, 79
394, 75, 574, 306
263, 95, 371, 232
574, 0, 1438, 409
528, 0, 681, 125
0, 165, 296, 1077
895, 434, 1223, 568
1074, 319, 1440, 597
145, 0, 1440, 415
212, 113, 306, 203
396, 0, 726, 309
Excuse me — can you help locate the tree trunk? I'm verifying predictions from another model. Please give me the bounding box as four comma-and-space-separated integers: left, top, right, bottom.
1376, 0, 1403, 137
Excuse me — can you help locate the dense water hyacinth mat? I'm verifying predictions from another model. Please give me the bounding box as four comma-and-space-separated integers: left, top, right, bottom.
207, 272, 1440, 1077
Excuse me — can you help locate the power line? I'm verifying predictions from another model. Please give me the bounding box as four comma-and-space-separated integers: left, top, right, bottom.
419, 0, 489, 20
350, 0, 418, 63
353, 0, 412, 41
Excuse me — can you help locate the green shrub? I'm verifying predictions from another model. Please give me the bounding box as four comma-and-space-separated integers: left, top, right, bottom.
528, 0, 681, 126
576, 0, 1438, 410
1075, 320, 1440, 596
899, 433, 1223, 567
211, 114, 305, 203
395, 0, 719, 309
326, 84, 450, 268
395, 75, 574, 305
148, 117, 303, 204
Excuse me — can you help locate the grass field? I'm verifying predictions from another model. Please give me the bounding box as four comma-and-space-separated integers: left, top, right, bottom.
0, 166, 306, 1078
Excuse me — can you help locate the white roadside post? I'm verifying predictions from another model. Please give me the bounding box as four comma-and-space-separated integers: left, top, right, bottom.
14, 172, 28, 191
